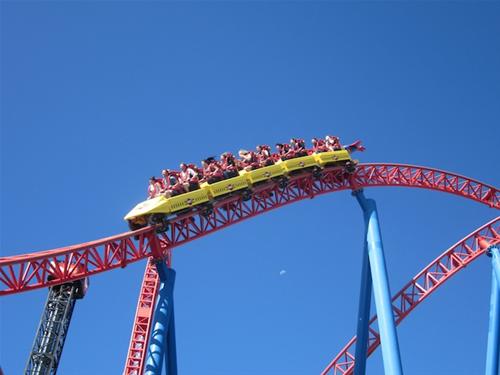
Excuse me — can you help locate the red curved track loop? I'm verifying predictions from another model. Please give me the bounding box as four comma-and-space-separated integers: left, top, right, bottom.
321, 216, 500, 375
0, 163, 497, 296
0, 227, 157, 296
353, 164, 498, 208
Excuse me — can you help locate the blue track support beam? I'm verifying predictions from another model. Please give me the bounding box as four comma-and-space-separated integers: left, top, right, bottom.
491, 246, 500, 286
145, 262, 177, 375
166, 301, 178, 375
354, 190, 403, 375
486, 246, 500, 375
354, 240, 372, 375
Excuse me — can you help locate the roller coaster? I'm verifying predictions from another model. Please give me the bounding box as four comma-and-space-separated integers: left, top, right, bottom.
0, 139, 499, 375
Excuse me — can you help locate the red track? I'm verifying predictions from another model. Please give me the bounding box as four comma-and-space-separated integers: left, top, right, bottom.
0, 163, 498, 297
123, 259, 160, 375
321, 216, 500, 375
1, 162, 498, 375
124, 235, 170, 375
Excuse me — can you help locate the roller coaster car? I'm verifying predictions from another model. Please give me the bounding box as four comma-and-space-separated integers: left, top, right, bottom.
279, 154, 317, 173
200, 174, 249, 198
239, 163, 284, 184
47, 261, 89, 299
124, 189, 210, 223
124, 149, 355, 230
313, 149, 351, 167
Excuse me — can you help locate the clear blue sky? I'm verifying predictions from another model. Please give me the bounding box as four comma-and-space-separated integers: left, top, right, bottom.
1, 2, 499, 374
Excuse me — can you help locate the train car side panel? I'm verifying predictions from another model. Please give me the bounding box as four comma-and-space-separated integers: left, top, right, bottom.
169, 189, 210, 212
314, 150, 351, 166
241, 164, 284, 185
281, 155, 317, 173
201, 175, 249, 198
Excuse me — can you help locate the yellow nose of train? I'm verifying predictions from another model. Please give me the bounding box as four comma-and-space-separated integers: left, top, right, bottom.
124, 196, 170, 220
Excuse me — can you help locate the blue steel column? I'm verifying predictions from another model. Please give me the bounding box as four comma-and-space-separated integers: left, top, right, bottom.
485, 246, 500, 375
165, 301, 178, 375
354, 237, 372, 375
145, 262, 177, 375
491, 246, 500, 286
354, 190, 403, 375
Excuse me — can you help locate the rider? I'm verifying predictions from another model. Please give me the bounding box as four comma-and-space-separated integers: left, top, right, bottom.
311, 137, 329, 153
238, 149, 260, 171
179, 163, 200, 192
160, 169, 184, 198
276, 143, 294, 160
325, 135, 342, 151
147, 176, 162, 199
220, 152, 240, 178
201, 157, 224, 184
256, 145, 274, 166
290, 138, 307, 157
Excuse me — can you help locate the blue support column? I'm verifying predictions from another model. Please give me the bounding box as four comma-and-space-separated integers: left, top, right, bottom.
165, 301, 178, 375
485, 246, 500, 375
145, 262, 177, 375
354, 240, 372, 375
354, 190, 403, 375
491, 246, 500, 286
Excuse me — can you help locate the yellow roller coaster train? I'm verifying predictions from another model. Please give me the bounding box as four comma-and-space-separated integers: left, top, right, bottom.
125, 149, 354, 231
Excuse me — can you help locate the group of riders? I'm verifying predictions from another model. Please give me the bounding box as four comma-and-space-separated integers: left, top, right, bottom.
147, 135, 363, 199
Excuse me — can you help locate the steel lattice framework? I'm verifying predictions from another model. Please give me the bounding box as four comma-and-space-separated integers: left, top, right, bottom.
321, 216, 500, 375
353, 164, 498, 207
24, 284, 78, 375
1, 162, 498, 375
123, 260, 160, 375
124, 237, 170, 375
1, 163, 498, 297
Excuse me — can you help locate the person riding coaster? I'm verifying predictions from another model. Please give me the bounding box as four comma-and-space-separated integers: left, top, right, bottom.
325, 135, 342, 151
256, 145, 274, 166
160, 169, 185, 198
220, 152, 240, 178
311, 138, 329, 153
275, 143, 296, 161
147, 176, 162, 199
200, 157, 224, 184
238, 149, 260, 171
290, 138, 308, 157
179, 163, 200, 192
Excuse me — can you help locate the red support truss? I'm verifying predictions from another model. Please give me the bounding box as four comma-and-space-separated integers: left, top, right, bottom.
0, 163, 497, 296
123, 259, 159, 375
353, 164, 499, 208
321, 216, 500, 375
123, 236, 171, 375
0, 228, 157, 296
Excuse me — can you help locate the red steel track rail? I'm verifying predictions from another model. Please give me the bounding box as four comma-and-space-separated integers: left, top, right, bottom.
0, 163, 498, 297
321, 216, 500, 375
353, 164, 498, 207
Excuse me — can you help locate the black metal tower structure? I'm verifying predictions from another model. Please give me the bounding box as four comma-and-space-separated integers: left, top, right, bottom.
25, 279, 87, 375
